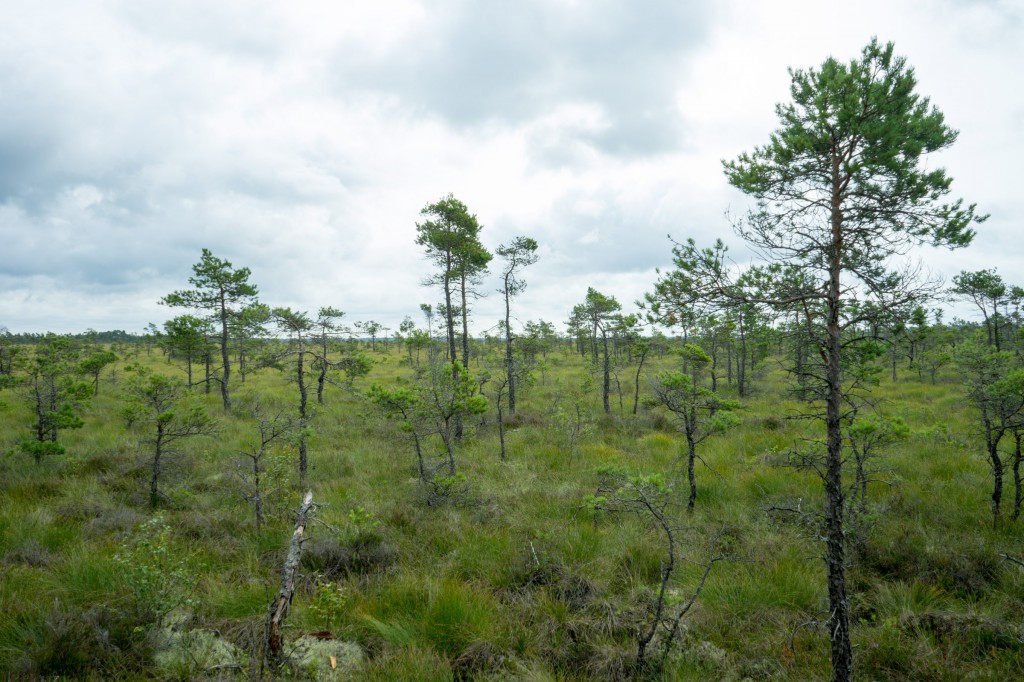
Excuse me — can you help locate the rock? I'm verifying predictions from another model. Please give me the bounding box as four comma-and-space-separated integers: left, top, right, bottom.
289, 635, 364, 681
152, 626, 242, 680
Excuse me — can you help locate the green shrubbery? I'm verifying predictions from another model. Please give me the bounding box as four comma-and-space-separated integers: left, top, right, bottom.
0, 339, 1022, 680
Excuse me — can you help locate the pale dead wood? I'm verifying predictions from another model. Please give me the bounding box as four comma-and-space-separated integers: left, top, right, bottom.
267, 490, 314, 664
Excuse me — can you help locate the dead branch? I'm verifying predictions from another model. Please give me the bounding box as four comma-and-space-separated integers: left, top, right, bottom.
266, 490, 314, 665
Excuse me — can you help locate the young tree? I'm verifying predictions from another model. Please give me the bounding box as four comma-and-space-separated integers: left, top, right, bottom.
523, 319, 557, 361
416, 194, 491, 370
78, 348, 117, 396
585, 467, 723, 676
575, 288, 621, 413
121, 367, 217, 507
368, 382, 431, 481
356, 320, 383, 353
162, 315, 211, 388
952, 269, 1009, 351
397, 315, 416, 362
336, 348, 373, 388
404, 328, 432, 366
0, 326, 20, 382
843, 412, 907, 548
496, 236, 539, 415
312, 307, 346, 404
18, 334, 92, 462
419, 359, 488, 476
657, 40, 984, 680
161, 249, 260, 412
233, 302, 272, 384
649, 344, 741, 510
369, 358, 487, 484
271, 308, 317, 484
236, 397, 296, 531
954, 338, 1024, 526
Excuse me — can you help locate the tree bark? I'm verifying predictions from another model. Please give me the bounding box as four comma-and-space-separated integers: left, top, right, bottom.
1013, 432, 1022, 521
297, 347, 309, 484
150, 427, 164, 508
505, 283, 516, 415
267, 491, 314, 664
602, 329, 611, 414
825, 154, 852, 682
219, 291, 231, 412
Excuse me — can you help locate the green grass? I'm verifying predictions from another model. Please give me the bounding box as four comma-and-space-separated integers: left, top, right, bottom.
0, 343, 1022, 679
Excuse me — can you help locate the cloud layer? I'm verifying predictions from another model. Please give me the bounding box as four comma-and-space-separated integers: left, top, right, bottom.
1, 0, 1021, 334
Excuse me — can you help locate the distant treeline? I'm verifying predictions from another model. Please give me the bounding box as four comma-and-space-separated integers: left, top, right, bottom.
1, 329, 143, 344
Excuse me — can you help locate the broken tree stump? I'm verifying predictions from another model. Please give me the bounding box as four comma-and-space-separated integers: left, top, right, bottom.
267, 490, 314, 663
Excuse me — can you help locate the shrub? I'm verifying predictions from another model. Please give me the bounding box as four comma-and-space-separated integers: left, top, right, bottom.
15, 603, 150, 678
113, 512, 193, 625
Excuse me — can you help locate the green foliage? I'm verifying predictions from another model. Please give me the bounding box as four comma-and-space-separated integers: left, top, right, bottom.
848, 415, 910, 443
161, 249, 259, 312
677, 342, 711, 366
121, 365, 217, 506
348, 505, 382, 535
78, 348, 117, 394
161, 248, 259, 411
338, 348, 374, 386
17, 334, 91, 461
113, 513, 193, 626
5, 315, 1024, 681
309, 576, 349, 631
19, 440, 68, 459
121, 368, 217, 439
552, 375, 594, 458
428, 471, 470, 505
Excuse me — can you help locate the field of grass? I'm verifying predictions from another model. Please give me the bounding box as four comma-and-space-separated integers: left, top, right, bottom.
1, 340, 1022, 680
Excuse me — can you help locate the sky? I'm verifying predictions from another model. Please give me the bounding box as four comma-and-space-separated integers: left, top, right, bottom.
1, 0, 1021, 336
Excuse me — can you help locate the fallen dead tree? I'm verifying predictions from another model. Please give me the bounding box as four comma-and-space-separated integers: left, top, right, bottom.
266, 490, 315, 664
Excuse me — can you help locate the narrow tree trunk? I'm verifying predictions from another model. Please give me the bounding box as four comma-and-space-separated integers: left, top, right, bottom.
150, 427, 164, 508
267, 491, 314, 664
890, 341, 898, 382
989, 433, 1004, 528
710, 344, 718, 392
316, 338, 328, 404
413, 432, 426, 481
505, 287, 516, 415
635, 511, 675, 677
1012, 432, 1022, 521
726, 338, 733, 385
444, 273, 457, 364
441, 427, 456, 476
204, 353, 212, 395
633, 351, 647, 415
460, 272, 470, 369
297, 348, 309, 484
739, 328, 748, 397
602, 329, 611, 414
686, 440, 697, 511
219, 294, 231, 412
498, 388, 507, 461
825, 175, 852, 682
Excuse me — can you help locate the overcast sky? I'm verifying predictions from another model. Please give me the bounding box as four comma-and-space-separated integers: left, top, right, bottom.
1, 0, 1021, 335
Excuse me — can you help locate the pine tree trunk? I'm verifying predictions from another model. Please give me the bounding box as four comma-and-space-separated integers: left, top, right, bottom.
825, 170, 852, 682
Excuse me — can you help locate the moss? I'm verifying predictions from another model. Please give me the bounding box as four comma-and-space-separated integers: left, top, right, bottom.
289, 635, 364, 681
152, 625, 242, 680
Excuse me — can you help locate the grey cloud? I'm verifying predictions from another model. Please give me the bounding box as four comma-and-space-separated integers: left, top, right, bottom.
515, 186, 725, 281
113, 0, 290, 62
334, 0, 712, 158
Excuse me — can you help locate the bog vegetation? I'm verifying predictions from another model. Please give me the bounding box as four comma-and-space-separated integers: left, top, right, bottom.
2, 40, 1023, 681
